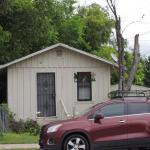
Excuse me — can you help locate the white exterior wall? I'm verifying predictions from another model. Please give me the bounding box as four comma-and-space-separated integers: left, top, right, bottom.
7, 47, 111, 120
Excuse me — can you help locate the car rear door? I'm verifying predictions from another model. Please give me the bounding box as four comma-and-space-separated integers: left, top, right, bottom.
127, 101, 150, 147
91, 101, 128, 149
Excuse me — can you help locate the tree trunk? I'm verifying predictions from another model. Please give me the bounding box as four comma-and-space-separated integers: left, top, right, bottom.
106, 0, 140, 91
115, 18, 125, 91
106, 0, 125, 91
125, 34, 140, 91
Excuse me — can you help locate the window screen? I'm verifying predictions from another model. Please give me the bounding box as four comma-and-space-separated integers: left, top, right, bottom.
77, 72, 92, 101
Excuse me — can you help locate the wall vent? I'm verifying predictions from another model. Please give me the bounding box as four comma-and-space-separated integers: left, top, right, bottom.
56, 49, 63, 57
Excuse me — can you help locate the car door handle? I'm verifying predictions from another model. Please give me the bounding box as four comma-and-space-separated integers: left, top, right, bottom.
119, 120, 126, 123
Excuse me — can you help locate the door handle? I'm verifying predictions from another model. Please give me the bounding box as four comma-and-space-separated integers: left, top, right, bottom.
119, 120, 126, 123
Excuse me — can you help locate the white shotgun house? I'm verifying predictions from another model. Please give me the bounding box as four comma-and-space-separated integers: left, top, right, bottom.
0, 43, 117, 122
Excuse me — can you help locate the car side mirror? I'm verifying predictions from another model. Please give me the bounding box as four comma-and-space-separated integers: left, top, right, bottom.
94, 113, 104, 123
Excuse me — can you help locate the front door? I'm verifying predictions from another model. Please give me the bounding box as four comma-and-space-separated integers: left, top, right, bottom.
37, 73, 56, 117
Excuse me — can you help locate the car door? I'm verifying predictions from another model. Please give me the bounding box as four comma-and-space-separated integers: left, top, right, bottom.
127, 102, 150, 147
91, 101, 127, 149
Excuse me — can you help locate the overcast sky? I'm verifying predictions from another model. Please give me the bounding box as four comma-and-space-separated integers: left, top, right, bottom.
77, 0, 150, 57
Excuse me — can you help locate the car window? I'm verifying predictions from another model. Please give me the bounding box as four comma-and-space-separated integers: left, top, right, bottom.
127, 102, 148, 115
100, 103, 125, 117
88, 103, 125, 119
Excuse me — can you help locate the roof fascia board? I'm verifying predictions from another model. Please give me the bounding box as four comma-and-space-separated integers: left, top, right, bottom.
0, 43, 118, 69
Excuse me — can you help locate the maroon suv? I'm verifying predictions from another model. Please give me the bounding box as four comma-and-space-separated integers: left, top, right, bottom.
39, 91, 150, 150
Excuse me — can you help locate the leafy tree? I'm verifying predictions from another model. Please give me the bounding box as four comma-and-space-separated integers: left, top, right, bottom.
35, 0, 76, 28
0, 0, 58, 64
58, 3, 114, 53
124, 51, 145, 86
81, 4, 114, 52
111, 69, 119, 85
59, 16, 85, 49
134, 61, 144, 86
92, 45, 116, 61
0, 26, 11, 63
0, 0, 114, 64
144, 57, 150, 87
61, 0, 77, 18
92, 45, 119, 85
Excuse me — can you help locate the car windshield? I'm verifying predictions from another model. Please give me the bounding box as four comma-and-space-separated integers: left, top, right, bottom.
75, 103, 102, 117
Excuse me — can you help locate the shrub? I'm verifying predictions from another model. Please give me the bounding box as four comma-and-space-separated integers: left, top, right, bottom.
9, 119, 26, 133
1, 103, 15, 123
1, 104, 40, 135
2, 105, 23, 133
9, 119, 40, 135
24, 119, 40, 136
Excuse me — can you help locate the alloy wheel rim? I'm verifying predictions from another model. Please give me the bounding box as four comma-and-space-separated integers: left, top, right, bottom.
67, 137, 86, 150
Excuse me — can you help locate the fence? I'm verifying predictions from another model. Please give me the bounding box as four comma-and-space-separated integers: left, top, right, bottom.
111, 84, 150, 91
0, 105, 9, 134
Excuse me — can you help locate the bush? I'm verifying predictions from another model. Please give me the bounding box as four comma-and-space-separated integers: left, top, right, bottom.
24, 119, 40, 136
9, 119, 25, 133
1, 103, 15, 123
9, 119, 40, 135
1, 104, 40, 135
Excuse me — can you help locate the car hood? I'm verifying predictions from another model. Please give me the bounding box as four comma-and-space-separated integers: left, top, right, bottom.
44, 117, 80, 128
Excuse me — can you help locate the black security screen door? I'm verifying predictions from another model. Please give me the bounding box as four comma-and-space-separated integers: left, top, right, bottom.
37, 73, 56, 117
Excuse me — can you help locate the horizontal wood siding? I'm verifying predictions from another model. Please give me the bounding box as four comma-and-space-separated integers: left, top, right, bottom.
8, 47, 111, 120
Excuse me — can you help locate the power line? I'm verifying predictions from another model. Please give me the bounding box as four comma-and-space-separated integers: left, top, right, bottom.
140, 30, 150, 36
122, 19, 150, 33
127, 30, 150, 39
140, 49, 150, 52
129, 39, 150, 42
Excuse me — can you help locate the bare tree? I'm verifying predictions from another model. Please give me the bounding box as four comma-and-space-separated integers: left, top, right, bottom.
106, 0, 125, 91
125, 34, 140, 90
106, 0, 140, 91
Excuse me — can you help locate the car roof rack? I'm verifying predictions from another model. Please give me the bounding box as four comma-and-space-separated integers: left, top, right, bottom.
108, 90, 150, 100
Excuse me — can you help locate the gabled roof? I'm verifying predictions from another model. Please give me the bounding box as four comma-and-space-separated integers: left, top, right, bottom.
0, 43, 118, 69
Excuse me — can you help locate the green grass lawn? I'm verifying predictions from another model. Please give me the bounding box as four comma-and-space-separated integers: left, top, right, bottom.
0, 133, 39, 144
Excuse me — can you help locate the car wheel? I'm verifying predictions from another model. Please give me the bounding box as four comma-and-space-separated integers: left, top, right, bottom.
63, 134, 90, 150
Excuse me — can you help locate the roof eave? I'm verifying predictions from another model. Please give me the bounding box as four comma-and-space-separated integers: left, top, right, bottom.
0, 43, 118, 69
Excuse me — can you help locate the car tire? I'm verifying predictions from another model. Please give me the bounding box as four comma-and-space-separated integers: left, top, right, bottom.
63, 134, 90, 150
